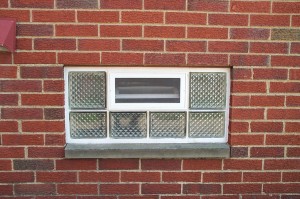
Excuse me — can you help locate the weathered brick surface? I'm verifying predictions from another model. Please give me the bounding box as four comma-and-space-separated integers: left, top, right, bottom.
0, 0, 299, 197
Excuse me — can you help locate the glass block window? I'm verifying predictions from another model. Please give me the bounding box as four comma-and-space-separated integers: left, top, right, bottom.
65, 67, 230, 144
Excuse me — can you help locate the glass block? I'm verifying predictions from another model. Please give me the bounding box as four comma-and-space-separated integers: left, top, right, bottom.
189, 112, 225, 138
70, 112, 107, 139
69, 72, 106, 109
150, 112, 186, 138
190, 72, 226, 109
110, 112, 147, 138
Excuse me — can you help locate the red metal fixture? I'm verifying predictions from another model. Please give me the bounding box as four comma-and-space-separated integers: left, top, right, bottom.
0, 19, 16, 52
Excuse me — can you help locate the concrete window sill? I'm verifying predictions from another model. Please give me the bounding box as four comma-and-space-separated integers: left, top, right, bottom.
65, 143, 230, 159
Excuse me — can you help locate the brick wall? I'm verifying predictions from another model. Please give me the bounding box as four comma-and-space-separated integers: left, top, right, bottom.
0, 0, 299, 198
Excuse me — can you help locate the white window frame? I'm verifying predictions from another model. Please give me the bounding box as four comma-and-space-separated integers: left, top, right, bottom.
64, 67, 230, 145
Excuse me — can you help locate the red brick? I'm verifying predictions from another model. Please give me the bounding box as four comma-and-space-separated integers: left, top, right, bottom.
122, 172, 160, 182
56, 25, 98, 37
78, 11, 119, 23
102, 52, 143, 65
101, 25, 141, 37
123, 40, 163, 51
183, 184, 221, 194
0, 160, 11, 170
120, 196, 158, 199
244, 172, 281, 182
188, 54, 228, 66
45, 134, 65, 146
251, 15, 290, 27
188, 0, 228, 12
202, 196, 239, 199
15, 159, 53, 172
230, 147, 248, 158
79, 39, 120, 51
142, 184, 181, 194
17, 38, 32, 50
209, 41, 248, 53
264, 183, 300, 193
0, 66, 16, 78
209, 14, 248, 26
79, 172, 119, 182
250, 147, 284, 158
231, 28, 270, 40
34, 38, 76, 50
273, 2, 300, 13
2, 134, 44, 146
56, 159, 97, 170
166, 12, 206, 25
188, 27, 228, 39
15, 184, 56, 195
57, 0, 98, 9
231, 1, 270, 13
283, 172, 300, 182
167, 41, 206, 52
0, 147, 24, 158
230, 134, 264, 146
253, 68, 288, 80
271, 82, 300, 93
286, 122, 300, 132
145, 53, 185, 65
251, 122, 283, 133
28, 147, 64, 158
43, 80, 63, 93
231, 81, 266, 93
11, 0, 54, 8
183, 160, 222, 170
287, 147, 300, 157
37, 172, 77, 182
0, 121, 18, 132
17, 24, 53, 36
0, 52, 12, 64
0, 10, 30, 21
58, 184, 98, 195
231, 108, 264, 120
162, 172, 201, 182
58, 53, 100, 65
1, 108, 43, 119
266, 135, 300, 145
271, 56, 300, 67
145, 0, 185, 10
142, 159, 181, 170
0, 172, 34, 183
101, 184, 139, 194
22, 121, 64, 132
122, 11, 163, 23
33, 10, 75, 22
250, 96, 284, 107
292, 16, 300, 27
290, 68, 300, 80
15, 52, 56, 64
291, 43, 300, 54
0, 185, 13, 195
203, 172, 242, 182
101, 0, 142, 9
265, 159, 300, 170
0, 94, 18, 106
21, 66, 62, 79
251, 42, 288, 54
0, 0, 8, 7
287, 96, 300, 107
37, 197, 77, 199
162, 197, 198, 199
145, 26, 185, 38
232, 68, 251, 80
99, 159, 139, 170
229, 121, 249, 133
224, 184, 261, 194
22, 94, 63, 106
230, 55, 269, 66
268, 109, 300, 120
44, 108, 64, 120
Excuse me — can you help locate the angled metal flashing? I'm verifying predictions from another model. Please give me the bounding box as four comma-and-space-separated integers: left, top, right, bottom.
0, 19, 16, 52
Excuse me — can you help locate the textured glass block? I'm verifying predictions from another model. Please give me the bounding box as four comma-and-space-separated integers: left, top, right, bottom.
190, 72, 226, 109
70, 112, 107, 139
150, 112, 186, 138
110, 112, 147, 138
69, 72, 106, 109
189, 112, 225, 138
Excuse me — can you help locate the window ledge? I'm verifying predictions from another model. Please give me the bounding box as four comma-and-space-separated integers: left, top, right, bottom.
65, 143, 230, 159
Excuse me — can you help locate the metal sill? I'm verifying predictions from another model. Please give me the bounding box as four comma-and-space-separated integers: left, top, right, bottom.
65, 143, 230, 159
